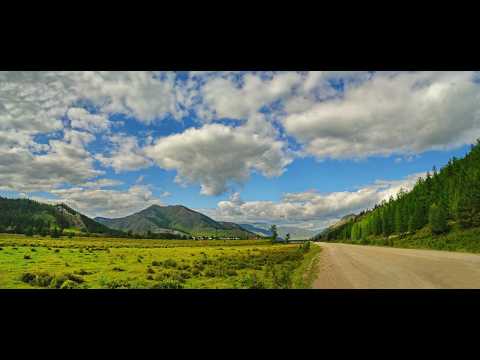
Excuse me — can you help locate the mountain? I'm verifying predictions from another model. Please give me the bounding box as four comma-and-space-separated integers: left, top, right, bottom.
0, 197, 122, 235
314, 140, 480, 244
96, 205, 256, 238
239, 222, 318, 240
312, 214, 358, 240
238, 223, 273, 237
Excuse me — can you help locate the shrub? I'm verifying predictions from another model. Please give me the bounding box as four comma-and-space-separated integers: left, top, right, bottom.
163, 259, 177, 268
24, 255, 31, 260
146, 275, 154, 280
54, 249, 60, 253
240, 273, 265, 289
74, 269, 92, 275
112, 267, 125, 272
226, 269, 238, 277
152, 280, 184, 289
65, 273, 84, 284
21, 272, 57, 288
20, 272, 36, 284
100, 279, 131, 289
151, 260, 162, 266
180, 271, 191, 279
146, 267, 155, 274
204, 269, 216, 277
60, 280, 78, 289
30, 248, 36, 252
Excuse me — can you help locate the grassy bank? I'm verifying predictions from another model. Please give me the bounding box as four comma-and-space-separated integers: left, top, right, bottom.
324, 226, 480, 254
292, 244, 321, 288
0, 234, 318, 289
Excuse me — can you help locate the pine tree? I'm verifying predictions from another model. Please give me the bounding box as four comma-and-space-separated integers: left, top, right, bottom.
394, 204, 404, 233
429, 203, 448, 234
25, 227, 34, 237
270, 225, 278, 243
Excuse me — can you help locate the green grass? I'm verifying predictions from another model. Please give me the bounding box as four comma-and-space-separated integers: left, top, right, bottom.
292, 244, 322, 288
0, 233, 270, 249
326, 225, 480, 254
0, 234, 318, 289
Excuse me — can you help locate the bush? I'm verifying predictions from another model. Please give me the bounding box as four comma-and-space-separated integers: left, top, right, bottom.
240, 273, 265, 289
163, 259, 177, 268
152, 280, 184, 289
101, 279, 131, 289
74, 269, 92, 275
146, 275, 154, 280
179, 271, 191, 279
204, 269, 216, 277
21, 272, 58, 288
60, 280, 78, 289
146, 267, 155, 274
226, 269, 238, 277
54, 249, 60, 253
24, 255, 31, 260
20, 272, 36, 284
112, 267, 125, 272
151, 260, 162, 267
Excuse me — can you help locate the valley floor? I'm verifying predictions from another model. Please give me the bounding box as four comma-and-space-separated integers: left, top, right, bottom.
0, 234, 319, 289
314, 242, 480, 289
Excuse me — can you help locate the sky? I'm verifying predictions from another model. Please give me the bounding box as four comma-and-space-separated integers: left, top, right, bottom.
1, 71, 479, 231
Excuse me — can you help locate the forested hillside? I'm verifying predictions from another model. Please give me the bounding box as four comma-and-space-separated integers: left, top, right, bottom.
0, 198, 122, 236
315, 140, 480, 252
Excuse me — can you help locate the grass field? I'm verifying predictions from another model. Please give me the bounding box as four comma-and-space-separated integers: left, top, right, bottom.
0, 234, 320, 289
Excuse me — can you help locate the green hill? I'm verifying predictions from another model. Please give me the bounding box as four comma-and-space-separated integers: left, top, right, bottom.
313, 140, 480, 253
95, 205, 256, 238
0, 197, 122, 236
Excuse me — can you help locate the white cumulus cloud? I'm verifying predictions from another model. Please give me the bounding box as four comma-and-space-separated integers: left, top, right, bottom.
145, 117, 293, 195
282, 71, 480, 159
213, 172, 425, 229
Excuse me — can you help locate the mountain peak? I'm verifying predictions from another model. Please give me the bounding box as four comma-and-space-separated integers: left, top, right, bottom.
96, 203, 255, 238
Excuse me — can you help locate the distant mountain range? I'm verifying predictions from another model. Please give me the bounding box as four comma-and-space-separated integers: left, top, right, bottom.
239, 223, 318, 240
1, 196, 315, 240
95, 205, 256, 238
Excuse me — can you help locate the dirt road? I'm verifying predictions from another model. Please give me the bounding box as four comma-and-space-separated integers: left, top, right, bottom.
313, 242, 480, 289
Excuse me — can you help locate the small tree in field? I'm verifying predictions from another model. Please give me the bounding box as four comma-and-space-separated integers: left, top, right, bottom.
270, 225, 278, 243
25, 227, 35, 237
285, 233, 290, 243
51, 227, 61, 239
429, 203, 448, 234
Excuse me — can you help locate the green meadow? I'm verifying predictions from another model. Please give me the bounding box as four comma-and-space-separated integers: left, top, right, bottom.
0, 234, 320, 289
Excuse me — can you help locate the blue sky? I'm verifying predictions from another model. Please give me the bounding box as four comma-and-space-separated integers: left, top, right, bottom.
1, 71, 479, 230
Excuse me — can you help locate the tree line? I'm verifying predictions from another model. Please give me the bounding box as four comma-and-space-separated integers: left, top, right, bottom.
318, 140, 480, 242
